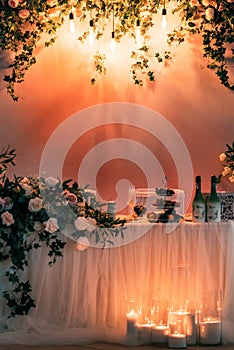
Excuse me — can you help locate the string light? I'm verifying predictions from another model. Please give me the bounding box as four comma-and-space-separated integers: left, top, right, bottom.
136, 19, 141, 47
69, 9, 75, 33
161, 0, 167, 29
109, 4, 116, 53
89, 19, 95, 46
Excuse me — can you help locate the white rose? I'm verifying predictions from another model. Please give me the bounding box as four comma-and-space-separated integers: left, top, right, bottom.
202, 0, 210, 6
33, 221, 45, 231
28, 197, 43, 212
1, 211, 15, 226
20, 177, 30, 184
44, 218, 59, 233
21, 183, 33, 196
74, 216, 89, 231
205, 7, 215, 20
75, 236, 90, 251
86, 217, 96, 232
229, 172, 234, 183
219, 153, 226, 162
222, 166, 231, 176
45, 176, 59, 188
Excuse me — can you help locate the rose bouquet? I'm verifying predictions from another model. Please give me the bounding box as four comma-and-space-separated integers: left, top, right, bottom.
0, 146, 126, 317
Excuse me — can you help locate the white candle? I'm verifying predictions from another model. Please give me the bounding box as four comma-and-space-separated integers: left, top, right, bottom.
151, 324, 168, 343
138, 323, 152, 344
172, 311, 197, 345
185, 313, 197, 345
199, 319, 221, 345
168, 333, 187, 348
126, 313, 138, 337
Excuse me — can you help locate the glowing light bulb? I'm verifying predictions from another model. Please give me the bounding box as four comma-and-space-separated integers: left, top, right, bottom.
110, 31, 116, 53
136, 19, 141, 47
69, 12, 75, 33
89, 19, 95, 46
161, 8, 167, 29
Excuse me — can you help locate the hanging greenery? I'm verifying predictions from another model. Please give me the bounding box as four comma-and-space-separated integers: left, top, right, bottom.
0, 0, 233, 101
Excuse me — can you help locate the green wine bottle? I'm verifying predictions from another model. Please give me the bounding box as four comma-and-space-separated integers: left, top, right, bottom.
192, 176, 205, 222
206, 175, 221, 222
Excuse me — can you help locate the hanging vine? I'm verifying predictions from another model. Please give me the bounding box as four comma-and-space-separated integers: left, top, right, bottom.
0, 0, 233, 101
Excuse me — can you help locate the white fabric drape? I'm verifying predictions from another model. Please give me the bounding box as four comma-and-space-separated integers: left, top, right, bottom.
0, 221, 234, 345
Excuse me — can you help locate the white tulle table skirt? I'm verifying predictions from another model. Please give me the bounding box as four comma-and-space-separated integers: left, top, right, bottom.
0, 221, 234, 345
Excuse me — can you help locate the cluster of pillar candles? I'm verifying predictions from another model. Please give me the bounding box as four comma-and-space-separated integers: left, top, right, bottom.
125, 295, 222, 348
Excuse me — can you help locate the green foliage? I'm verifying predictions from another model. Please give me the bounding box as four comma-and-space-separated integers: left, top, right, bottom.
0, 146, 126, 317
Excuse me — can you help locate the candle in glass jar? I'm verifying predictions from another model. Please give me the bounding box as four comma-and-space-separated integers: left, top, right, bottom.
168, 333, 187, 348
138, 323, 152, 344
126, 312, 138, 337
172, 311, 197, 345
151, 324, 168, 343
185, 313, 197, 345
199, 318, 221, 345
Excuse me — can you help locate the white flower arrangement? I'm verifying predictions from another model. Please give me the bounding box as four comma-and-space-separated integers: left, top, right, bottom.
0, 146, 126, 318
219, 142, 234, 183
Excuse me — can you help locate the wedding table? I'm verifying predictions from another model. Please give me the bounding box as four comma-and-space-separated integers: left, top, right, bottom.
0, 220, 234, 346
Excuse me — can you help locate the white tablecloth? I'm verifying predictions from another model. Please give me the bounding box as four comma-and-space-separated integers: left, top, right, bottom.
0, 221, 234, 345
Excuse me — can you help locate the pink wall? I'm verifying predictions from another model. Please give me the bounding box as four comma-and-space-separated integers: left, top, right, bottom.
0, 27, 233, 214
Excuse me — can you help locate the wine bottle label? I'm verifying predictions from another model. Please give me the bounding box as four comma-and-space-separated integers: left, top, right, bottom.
207, 203, 221, 222
192, 203, 205, 222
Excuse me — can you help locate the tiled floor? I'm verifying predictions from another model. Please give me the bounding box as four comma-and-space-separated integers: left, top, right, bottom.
0, 343, 233, 350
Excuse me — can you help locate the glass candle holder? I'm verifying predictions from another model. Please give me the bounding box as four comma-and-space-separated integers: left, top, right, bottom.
151, 297, 169, 344
126, 300, 138, 337
169, 300, 197, 346
198, 290, 222, 345
168, 313, 187, 348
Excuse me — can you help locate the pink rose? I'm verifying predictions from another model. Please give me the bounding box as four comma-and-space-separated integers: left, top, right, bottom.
33, 221, 45, 231
65, 192, 77, 204
1, 211, 15, 226
8, 0, 19, 8
44, 218, 59, 233
28, 197, 43, 212
3, 197, 13, 210
18, 9, 30, 19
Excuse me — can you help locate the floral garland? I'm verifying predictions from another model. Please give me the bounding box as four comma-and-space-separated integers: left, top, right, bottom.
0, 0, 233, 101
0, 146, 126, 317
